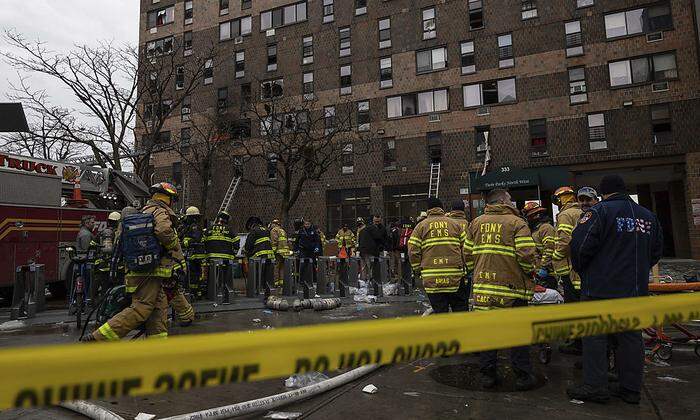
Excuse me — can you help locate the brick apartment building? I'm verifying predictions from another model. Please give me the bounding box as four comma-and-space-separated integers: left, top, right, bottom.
139, 0, 700, 259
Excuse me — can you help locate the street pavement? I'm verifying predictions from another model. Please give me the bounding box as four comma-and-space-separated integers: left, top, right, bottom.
1, 299, 699, 419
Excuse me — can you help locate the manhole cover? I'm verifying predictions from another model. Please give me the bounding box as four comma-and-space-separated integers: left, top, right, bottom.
429, 362, 546, 392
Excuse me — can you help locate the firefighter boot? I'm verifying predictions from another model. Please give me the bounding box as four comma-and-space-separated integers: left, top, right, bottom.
566, 384, 610, 403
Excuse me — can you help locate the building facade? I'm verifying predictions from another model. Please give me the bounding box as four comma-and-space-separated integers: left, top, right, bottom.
139, 0, 700, 258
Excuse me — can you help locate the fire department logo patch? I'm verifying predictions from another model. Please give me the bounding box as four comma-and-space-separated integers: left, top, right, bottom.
579, 212, 593, 224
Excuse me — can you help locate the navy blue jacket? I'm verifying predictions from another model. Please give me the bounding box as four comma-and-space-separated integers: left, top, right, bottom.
571, 194, 663, 299
295, 226, 322, 258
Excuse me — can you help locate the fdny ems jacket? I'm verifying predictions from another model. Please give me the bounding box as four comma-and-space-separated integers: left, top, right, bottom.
245, 226, 275, 259
127, 199, 184, 279
465, 204, 536, 310
408, 208, 467, 294
269, 223, 291, 257
552, 202, 582, 288
531, 221, 556, 272
571, 194, 663, 299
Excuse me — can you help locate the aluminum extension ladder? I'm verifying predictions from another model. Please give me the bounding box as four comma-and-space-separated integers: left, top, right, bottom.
218, 176, 242, 215
428, 162, 441, 198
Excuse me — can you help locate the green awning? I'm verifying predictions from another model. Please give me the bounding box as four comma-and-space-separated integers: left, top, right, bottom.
471, 166, 570, 192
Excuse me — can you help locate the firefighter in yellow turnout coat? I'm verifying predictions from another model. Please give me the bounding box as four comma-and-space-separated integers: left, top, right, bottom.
90, 183, 184, 341
552, 187, 583, 302
269, 219, 291, 286
464, 189, 537, 391
408, 198, 468, 313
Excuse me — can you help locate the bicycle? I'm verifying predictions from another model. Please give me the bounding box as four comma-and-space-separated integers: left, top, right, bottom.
62, 246, 96, 329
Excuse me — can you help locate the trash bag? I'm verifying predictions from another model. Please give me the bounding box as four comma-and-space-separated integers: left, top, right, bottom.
284, 372, 329, 388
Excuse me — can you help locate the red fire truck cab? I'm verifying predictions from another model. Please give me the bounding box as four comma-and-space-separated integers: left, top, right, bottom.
0, 153, 149, 299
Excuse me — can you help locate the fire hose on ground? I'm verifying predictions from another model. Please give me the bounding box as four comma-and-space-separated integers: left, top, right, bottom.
59, 364, 379, 420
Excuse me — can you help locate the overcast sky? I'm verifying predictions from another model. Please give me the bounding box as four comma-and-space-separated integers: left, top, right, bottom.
0, 0, 140, 114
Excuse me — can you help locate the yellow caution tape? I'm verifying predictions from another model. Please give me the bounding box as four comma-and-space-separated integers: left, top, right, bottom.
1, 293, 699, 409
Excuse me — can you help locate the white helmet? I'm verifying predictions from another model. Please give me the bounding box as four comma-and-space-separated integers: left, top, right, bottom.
185, 206, 201, 216
108, 211, 121, 222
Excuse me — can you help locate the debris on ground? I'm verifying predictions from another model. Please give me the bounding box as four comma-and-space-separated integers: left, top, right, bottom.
657, 376, 688, 383
252, 318, 262, 323
353, 295, 377, 304
362, 384, 378, 394
0, 320, 26, 331
569, 399, 584, 405
284, 371, 329, 388
422, 308, 433, 317
263, 310, 273, 315
382, 283, 399, 296
135, 413, 156, 420
264, 411, 302, 419
403, 391, 420, 397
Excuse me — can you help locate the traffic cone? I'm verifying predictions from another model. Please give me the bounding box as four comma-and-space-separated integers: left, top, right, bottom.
73, 179, 83, 201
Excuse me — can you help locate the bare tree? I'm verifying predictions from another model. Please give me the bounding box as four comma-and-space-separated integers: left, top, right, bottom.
132, 36, 220, 182
1, 30, 218, 182
239, 88, 376, 224
2, 30, 137, 169
0, 81, 82, 160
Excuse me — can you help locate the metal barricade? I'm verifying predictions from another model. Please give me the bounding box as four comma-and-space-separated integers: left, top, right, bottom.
208, 258, 235, 304
336, 258, 350, 297
298, 258, 315, 299
399, 253, 414, 295
347, 256, 360, 288
282, 257, 297, 297
317, 256, 336, 295
11, 264, 45, 320
369, 257, 389, 298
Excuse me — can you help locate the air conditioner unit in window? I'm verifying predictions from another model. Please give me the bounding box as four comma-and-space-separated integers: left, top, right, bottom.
185, 18, 193, 25
652, 82, 669, 92
266, 29, 275, 37
646, 32, 663, 43
428, 114, 441, 123
234, 36, 243, 44
571, 84, 586, 94
476, 106, 490, 116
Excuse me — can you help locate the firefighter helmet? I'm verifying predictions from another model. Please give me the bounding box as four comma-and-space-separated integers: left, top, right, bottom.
552, 186, 575, 206
245, 216, 263, 230
217, 210, 230, 223
107, 211, 121, 222
522, 202, 546, 220
185, 206, 201, 217
356, 217, 365, 225
149, 182, 178, 199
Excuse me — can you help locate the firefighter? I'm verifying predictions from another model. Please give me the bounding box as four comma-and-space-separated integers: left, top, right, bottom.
552, 186, 583, 302
522, 202, 557, 290
244, 216, 276, 294
87, 182, 183, 341
181, 206, 206, 299
552, 186, 583, 355
204, 210, 240, 292
93, 211, 121, 297
464, 189, 537, 390
416, 211, 428, 224
269, 219, 291, 287
355, 217, 366, 246
408, 197, 468, 314
335, 224, 356, 258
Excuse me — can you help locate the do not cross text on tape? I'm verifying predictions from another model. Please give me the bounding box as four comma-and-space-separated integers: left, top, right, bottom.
0, 293, 699, 409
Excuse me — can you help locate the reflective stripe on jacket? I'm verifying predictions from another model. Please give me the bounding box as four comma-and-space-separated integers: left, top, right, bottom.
407, 207, 467, 294
553, 202, 582, 288
335, 229, 356, 250
465, 204, 536, 310
204, 224, 239, 260
270, 225, 291, 256
532, 222, 556, 271
245, 226, 275, 259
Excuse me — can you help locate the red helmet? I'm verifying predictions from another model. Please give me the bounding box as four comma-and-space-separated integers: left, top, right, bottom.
149, 182, 178, 198
522, 202, 546, 220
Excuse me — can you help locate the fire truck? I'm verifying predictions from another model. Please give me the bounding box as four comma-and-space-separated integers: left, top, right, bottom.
0, 152, 149, 300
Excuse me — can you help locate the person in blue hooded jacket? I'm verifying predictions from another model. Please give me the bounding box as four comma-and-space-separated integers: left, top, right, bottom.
567, 175, 663, 405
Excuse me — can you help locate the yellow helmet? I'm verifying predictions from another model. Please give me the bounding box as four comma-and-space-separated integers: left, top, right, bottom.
552, 186, 576, 206
185, 206, 201, 217
107, 211, 121, 222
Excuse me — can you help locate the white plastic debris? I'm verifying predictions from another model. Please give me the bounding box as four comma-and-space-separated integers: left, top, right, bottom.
353, 295, 377, 304
285, 372, 329, 388
531, 288, 564, 304
362, 384, 378, 394
422, 307, 434, 317
403, 392, 420, 397
657, 376, 688, 383
264, 412, 302, 419
252, 318, 262, 323
135, 413, 156, 420
569, 399, 584, 405
382, 283, 399, 296
0, 320, 26, 331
